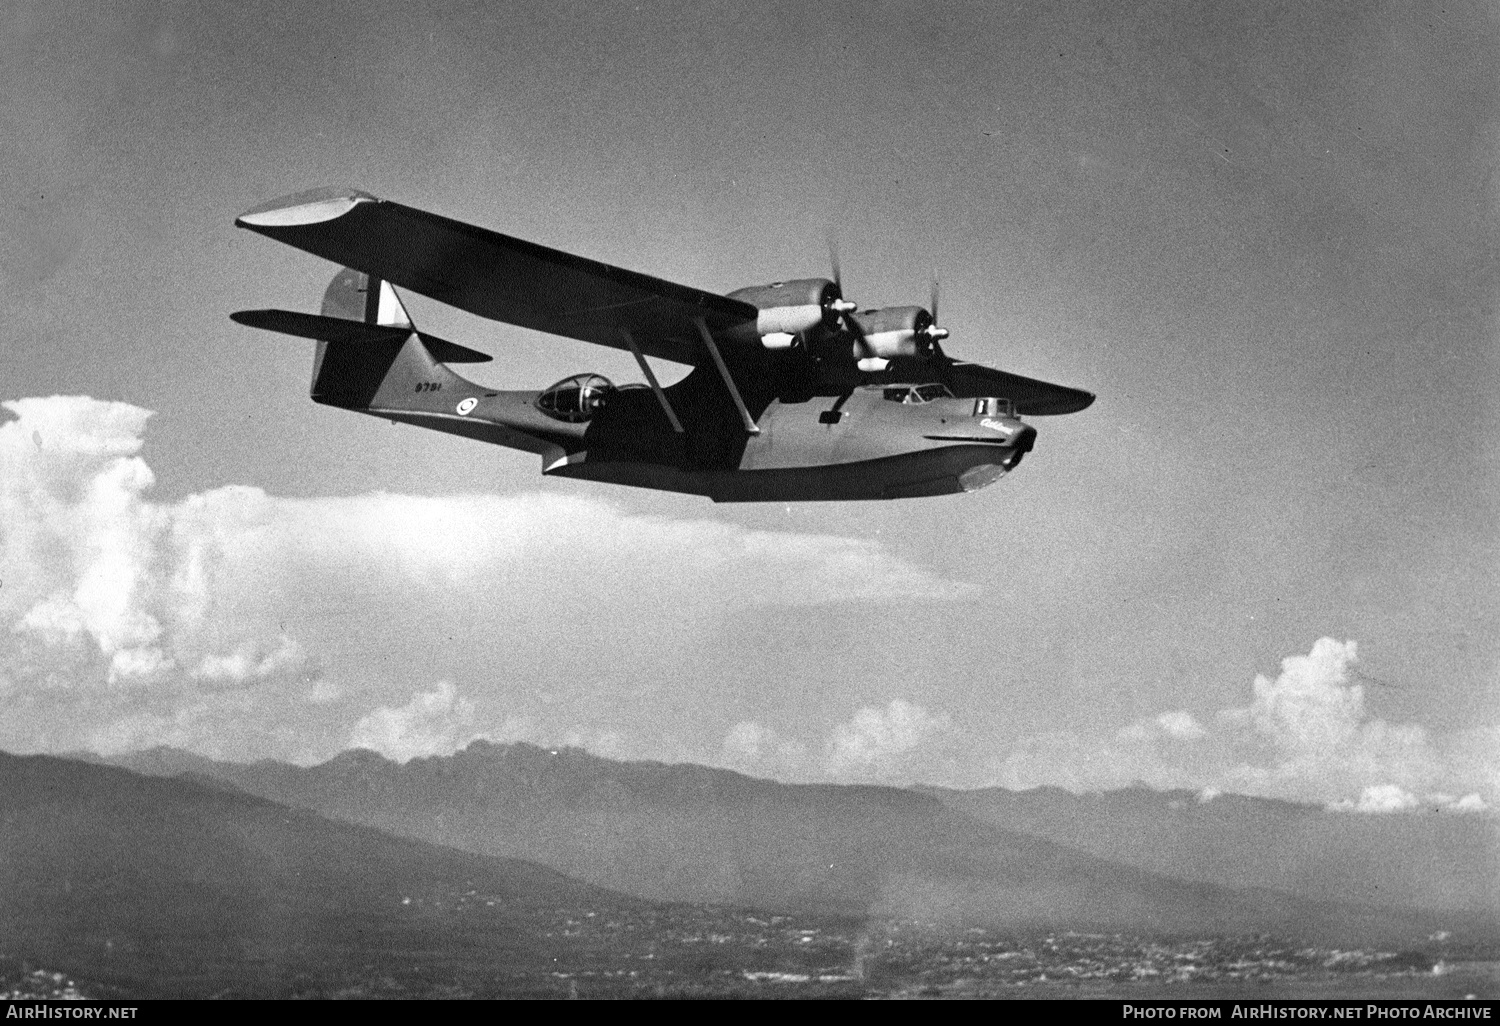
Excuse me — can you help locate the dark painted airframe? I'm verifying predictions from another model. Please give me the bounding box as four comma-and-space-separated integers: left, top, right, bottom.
232, 188, 1093, 502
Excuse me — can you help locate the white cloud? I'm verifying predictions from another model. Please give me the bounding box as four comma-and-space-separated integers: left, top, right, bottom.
348, 683, 623, 764
825, 699, 951, 779
4, 400, 174, 685
0, 395, 973, 761
1328, 786, 1489, 815
192, 636, 303, 684
715, 701, 953, 783
1337, 783, 1421, 814
986, 637, 1498, 811
1451, 794, 1489, 813
723, 720, 773, 763
8, 395, 151, 458
719, 720, 810, 779
349, 681, 482, 762
1154, 710, 1207, 740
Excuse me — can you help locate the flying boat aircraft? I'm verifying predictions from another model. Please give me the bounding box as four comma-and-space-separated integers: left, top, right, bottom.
232, 188, 1093, 501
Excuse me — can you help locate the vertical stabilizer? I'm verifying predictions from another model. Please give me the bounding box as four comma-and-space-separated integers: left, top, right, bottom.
321, 267, 412, 328
311, 268, 452, 408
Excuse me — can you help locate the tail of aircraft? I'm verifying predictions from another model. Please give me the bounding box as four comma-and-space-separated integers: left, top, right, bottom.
230, 268, 491, 410
320, 265, 413, 329
306, 268, 433, 408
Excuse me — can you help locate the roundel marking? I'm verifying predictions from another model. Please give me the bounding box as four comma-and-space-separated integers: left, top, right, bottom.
456, 397, 478, 416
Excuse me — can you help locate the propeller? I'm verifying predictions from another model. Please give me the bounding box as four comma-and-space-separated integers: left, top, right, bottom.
826, 239, 857, 321
822, 244, 953, 370
923, 274, 950, 349
825, 238, 866, 363
828, 241, 892, 369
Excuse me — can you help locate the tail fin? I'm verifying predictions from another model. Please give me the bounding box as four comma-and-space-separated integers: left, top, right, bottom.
320, 267, 413, 328
306, 269, 420, 408
231, 268, 490, 410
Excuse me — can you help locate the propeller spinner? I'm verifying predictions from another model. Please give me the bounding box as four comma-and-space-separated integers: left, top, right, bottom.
826, 240, 858, 322
922, 275, 949, 351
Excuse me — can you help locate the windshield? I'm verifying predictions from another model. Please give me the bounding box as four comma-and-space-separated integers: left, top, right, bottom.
882, 383, 954, 405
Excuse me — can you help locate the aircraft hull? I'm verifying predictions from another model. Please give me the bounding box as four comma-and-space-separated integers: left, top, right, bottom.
549, 443, 1015, 502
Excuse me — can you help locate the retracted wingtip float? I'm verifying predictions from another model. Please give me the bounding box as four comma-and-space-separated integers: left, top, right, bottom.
232, 187, 1094, 502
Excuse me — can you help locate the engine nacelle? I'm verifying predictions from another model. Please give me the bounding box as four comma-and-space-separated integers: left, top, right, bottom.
725, 278, 844, 347
848, 305, 935, 362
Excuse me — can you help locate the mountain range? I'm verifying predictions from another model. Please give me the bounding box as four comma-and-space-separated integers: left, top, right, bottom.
88, 742, 1498, 946
0, 752, 633, 997
924, 784, 1498, 917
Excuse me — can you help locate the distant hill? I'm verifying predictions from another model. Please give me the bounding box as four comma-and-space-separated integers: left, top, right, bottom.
90, 743, 1495, 947
0, 752, 635, 997
921, 785, 1500, 917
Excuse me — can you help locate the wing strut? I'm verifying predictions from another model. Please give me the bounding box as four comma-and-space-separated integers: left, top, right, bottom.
620, 329, 684, 435
695, 319, 760, 435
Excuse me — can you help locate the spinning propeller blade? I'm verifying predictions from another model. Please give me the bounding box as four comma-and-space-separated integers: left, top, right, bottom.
826, 238, 861, 338
923, 272, 949, 356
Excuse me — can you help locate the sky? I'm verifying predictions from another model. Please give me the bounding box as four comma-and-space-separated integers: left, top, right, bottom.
2, 0, 1496, 811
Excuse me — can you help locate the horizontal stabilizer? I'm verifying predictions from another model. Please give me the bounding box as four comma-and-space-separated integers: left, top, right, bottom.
414, 335, 494, 364
229, 310, 493, 363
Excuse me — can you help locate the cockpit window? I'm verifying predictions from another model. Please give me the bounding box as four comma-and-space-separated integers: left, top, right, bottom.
884, 383, 954, 405
536, 374, 614, 422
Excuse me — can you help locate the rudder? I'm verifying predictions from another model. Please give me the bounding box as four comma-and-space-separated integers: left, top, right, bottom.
320, 267, 413, 328
310, 270, 452, 410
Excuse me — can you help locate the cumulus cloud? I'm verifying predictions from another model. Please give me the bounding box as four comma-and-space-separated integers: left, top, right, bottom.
987, 638, 1495, 812
193, 636, 304, 684
721, 699, 951, 783
0, 397, 311, 694
1154, 710, 1207, 740
723, 720, 774, 763
348, 682, 633, 764
1328, 786, 1488, 815
5, 398, 173, 685
350, 681, 485, 762
0, 395, 972, 761
719, 720, 810, 779
826, 699, 951, 778
1334, 784, 1420, 814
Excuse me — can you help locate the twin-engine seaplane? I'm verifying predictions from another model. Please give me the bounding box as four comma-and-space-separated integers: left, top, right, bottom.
232, 188, 1093, 501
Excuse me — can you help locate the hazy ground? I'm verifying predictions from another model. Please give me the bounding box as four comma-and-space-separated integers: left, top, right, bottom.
5, 914, 1494, 1000
6, 752, 1494, 999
